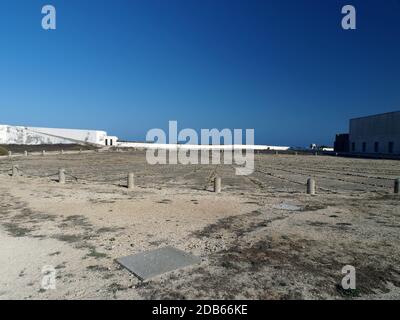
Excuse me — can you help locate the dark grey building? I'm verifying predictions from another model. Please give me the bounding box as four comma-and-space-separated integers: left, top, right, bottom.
349, 111, 400, 155
334, 133, 349, 153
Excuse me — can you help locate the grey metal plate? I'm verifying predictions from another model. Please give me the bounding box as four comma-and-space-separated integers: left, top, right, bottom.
116, 246, 201, 281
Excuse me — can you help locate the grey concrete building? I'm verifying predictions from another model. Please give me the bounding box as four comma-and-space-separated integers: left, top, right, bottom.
349, 111, 400, 155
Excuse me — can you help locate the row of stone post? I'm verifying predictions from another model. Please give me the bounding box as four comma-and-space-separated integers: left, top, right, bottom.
55, 175, 400, 195
6, 166, 400, 195
306, 177, 400, 195
8, 150, 35, 157
7, 150, 70, 157
53, 174, 400, 195
7, 149, 313, 158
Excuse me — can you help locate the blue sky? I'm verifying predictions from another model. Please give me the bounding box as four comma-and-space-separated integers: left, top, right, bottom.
0, 0, 399, 147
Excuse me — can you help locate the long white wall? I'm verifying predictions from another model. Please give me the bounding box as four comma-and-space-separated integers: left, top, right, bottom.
0, 125, 109, 145
0, 126, 7, 143
117, 142, 290, 151
27, 127, 107, 145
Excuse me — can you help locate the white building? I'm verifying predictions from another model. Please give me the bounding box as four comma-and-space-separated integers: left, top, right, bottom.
0, 125, 118, 146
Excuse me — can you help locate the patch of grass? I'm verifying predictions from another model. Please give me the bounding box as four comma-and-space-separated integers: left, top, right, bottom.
97, 227, 123, 233
301, 204, 328, 212
157, 199, 172, 204
2, 222, 33, 237
87, 265, 109, 272
336, 284, 361, 298
54, 234, 83, 243
108, 282, 128, 293
220, 260, 240, 270
308, 221, 329, 227
61, 215, 93, 228
55, 263, 66, 270
148, 239, 168, 246
85, 247, 108, 259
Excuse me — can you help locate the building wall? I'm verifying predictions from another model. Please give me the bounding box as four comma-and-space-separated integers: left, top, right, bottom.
27, 127, 107, 145
334, 134, 349, 152
0, 126, 7, 143
0, 125, 76, 145
349, 111, 400, 155
0, 125, 111, 146
105, 136, 118, 146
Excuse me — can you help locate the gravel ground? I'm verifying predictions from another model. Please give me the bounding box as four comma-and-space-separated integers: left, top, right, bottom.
0, 151, 399, 300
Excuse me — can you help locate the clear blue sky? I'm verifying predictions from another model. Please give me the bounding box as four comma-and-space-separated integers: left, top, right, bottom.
0, 0, 399, 147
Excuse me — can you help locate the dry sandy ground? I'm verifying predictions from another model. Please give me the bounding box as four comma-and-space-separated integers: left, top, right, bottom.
0, 151, 399, 300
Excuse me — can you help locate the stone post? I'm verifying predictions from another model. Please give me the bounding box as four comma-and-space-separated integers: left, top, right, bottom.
394, 178, 400, 194
59, 168, 66, 184
12, 165, 19, 177
307, 178, 316, 195
214, 176, 221, 193
128, 172, 134, 190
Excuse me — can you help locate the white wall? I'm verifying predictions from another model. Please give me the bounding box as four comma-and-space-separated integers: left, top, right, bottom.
0, 125, 76, 145
0, 125, 112, 145
105, 136, 118, 146
0, 125, 7, 144
117, 142, 290, 151
27, 127, 107, 145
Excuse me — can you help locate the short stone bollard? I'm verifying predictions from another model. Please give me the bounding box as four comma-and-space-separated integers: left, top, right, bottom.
307, 178, 316, 195
24, 151, 28, 157
8, 151, 12, 158
394, 178, 400, 194
214, 176, 222, 193
59, 169, 66, 184
42, 150, 46, 156
61, 149, 64, 155
127, 172, 134, 190
12, 165, 19, 177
